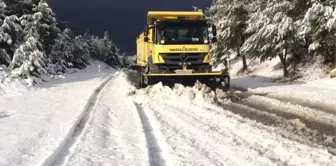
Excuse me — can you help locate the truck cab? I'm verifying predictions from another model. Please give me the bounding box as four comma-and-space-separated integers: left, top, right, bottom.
136, 11, 229, 89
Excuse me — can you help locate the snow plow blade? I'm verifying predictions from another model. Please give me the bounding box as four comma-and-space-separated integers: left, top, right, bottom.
140, 71, 230, 90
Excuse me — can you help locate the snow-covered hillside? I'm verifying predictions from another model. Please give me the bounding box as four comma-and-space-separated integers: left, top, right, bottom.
230, 56, 332, 82
0, 0, 122, 81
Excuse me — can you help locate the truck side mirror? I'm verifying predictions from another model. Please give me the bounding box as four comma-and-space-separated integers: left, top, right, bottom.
144, 25, 149, 36
144, 36, 149, 42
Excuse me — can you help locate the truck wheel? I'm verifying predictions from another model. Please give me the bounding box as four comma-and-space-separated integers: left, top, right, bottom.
139, 68, 147, 88
224, 76, 230, 91
140, 73, 145, 88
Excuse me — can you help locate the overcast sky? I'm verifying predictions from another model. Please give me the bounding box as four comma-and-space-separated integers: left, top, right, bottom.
49, 0, 212, 54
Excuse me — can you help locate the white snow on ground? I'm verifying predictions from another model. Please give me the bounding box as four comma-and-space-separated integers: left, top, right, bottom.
231, 76, 336, 114
220, 54, 331, 82
59, 72, 149, 166
1, 60, 335, 166
0, 61, 115, 166
219, 54, 336, 119
130, 79, 336, 166
0, 66, 30, 96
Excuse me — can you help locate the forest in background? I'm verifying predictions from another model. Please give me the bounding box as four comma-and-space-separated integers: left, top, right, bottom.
0, 0, 133, 79
206, 0, 336, 77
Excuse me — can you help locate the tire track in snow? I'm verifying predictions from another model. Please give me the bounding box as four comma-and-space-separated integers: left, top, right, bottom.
134, 102, 173, 166
145, 104, 239, 166
151, 102, 287, 166
219, 101, 336, 151
223, 90, 336, 154
238, 95, 336, 136
231, 87, 335, 115
42, 72, 116, 166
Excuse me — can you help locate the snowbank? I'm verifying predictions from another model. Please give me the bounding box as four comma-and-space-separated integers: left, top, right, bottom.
0, 66, 31, 96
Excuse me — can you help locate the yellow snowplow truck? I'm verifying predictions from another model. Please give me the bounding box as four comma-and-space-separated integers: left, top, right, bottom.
135, 11, 230, 89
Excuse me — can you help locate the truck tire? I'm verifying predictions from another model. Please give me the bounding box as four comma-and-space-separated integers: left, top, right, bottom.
140, 73, 145, 88
139, 68, 147, 88
224, 76, 230, 90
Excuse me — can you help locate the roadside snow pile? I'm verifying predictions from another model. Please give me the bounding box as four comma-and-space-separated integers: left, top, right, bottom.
128, 79, 231, 106
0, 65, 30, 96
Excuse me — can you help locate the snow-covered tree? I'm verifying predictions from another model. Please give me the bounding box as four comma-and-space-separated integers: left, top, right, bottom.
0, 0, 123, 79
3, 0, 37, 16
72, 35, 90, 69
299, 2, 336, 63
118, 53, 135, 68
0, 1, 9, 64
207, 0, 336, 77
207, 0, 250, 70
48, 28, 75, 72
10, 36, 46, 77
241, 0, 297, 77
87, 31, 121, 67
0, 1, 23, 65
32, 0, 60, 54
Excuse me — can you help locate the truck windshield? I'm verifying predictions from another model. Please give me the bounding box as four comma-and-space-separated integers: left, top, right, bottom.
157, 21, 209, 44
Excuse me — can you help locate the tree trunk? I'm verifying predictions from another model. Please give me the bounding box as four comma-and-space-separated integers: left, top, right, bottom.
237, 46, 248, 70
279, 49, 289, 77
242, 55, 248, 70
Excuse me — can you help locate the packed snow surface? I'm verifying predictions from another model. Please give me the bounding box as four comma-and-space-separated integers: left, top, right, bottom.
1, 67, 335, 166
58, 73, 149, 166
130, 79, 336, 166
0, 62, 115, 166
223, 54, 336, 115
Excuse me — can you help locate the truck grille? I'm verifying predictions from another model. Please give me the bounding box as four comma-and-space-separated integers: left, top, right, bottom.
160, 53, 205, 65
156, 53, 211, 73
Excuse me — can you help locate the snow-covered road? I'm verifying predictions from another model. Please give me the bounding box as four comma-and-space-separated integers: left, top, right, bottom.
0, 62, 115, 166
1, 67, 335, 166
130, 79, 336, 166
56, 73, 149, 166
56, 71, 335, 166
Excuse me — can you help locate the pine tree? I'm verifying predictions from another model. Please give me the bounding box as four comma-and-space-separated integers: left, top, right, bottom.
0, 1, 23, 65
300, 2, 336, 63
0, 1, 9, 64
207, 0, 250, 70
32, 0, 60, 54
10, 36, 46, 77
1, 0, 123, 78
242, 0, 297, 77
49, 28, 75, 72
73, 35, 90, 69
